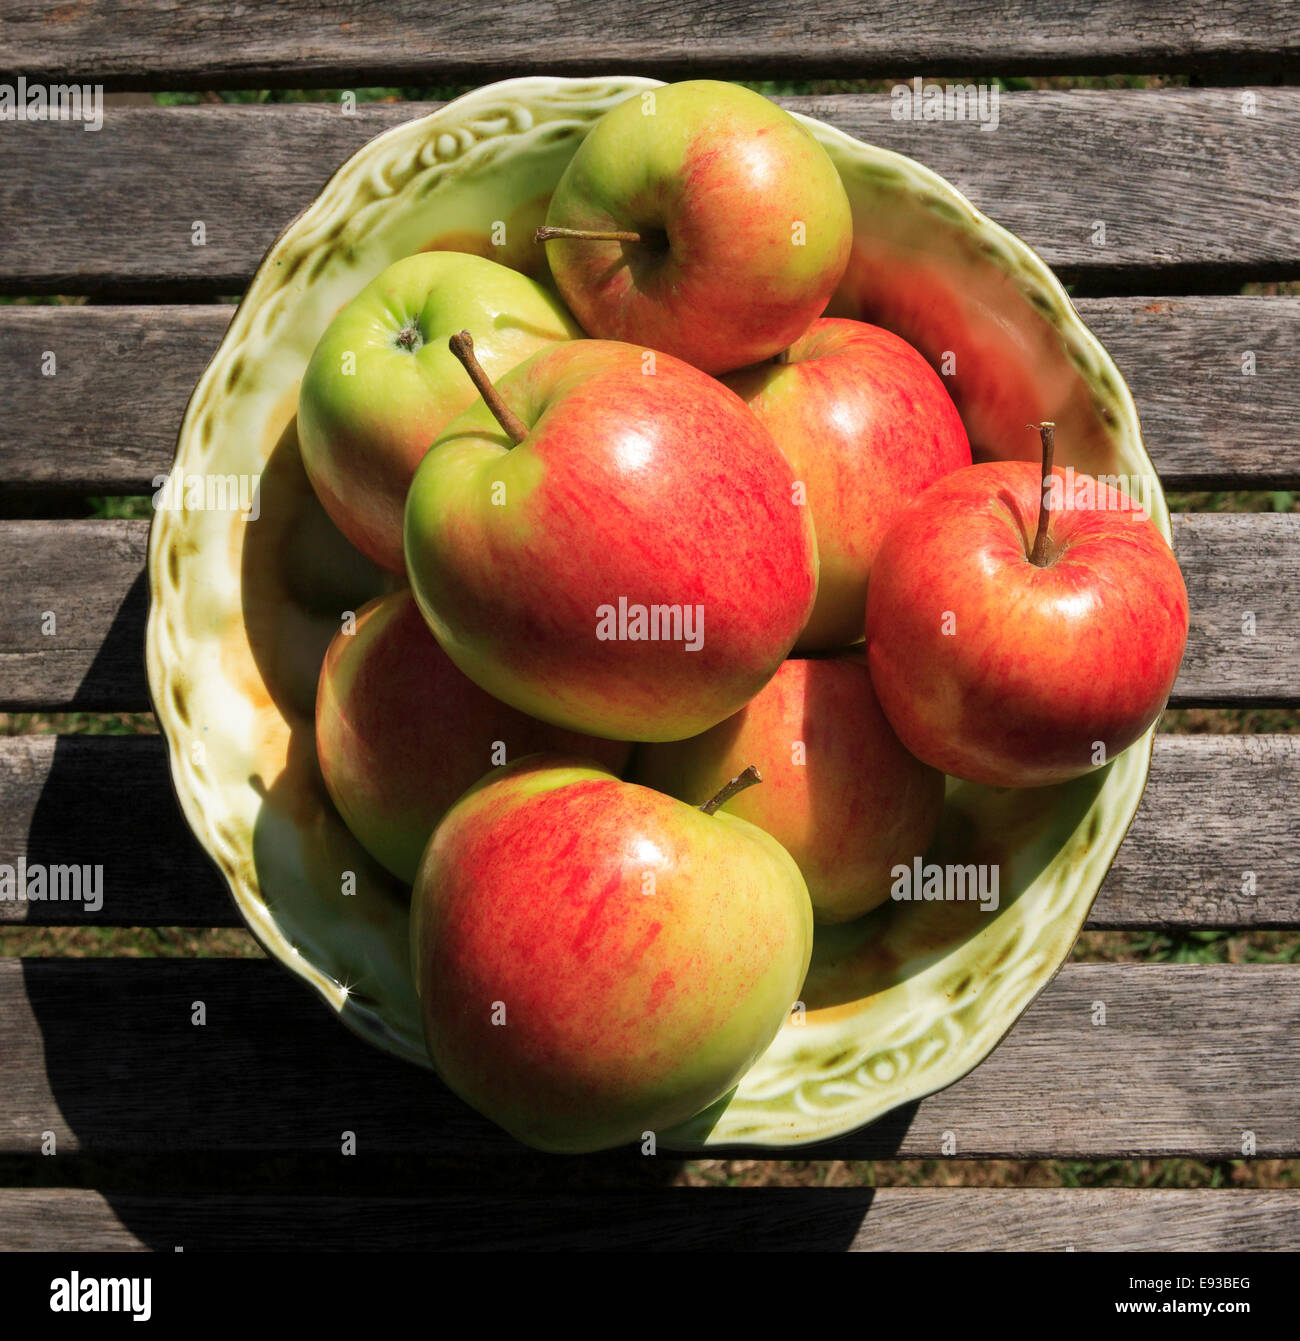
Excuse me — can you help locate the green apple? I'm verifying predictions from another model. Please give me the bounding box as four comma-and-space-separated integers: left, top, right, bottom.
298, 251, 579, 572
537, 80, 853, 375
410, 755, 813, 1152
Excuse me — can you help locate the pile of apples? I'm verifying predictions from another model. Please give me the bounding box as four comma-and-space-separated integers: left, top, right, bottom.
299, 82, 1189, 1152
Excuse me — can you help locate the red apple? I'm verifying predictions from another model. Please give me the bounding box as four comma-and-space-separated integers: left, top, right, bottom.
316, 589, 631, 882
635, 654, 944, 922
404, 335, 818, 742
725, 318, 971, 650
537, 81, 853, 375
410, 755, 813, 1152
865, 426, 1189, 787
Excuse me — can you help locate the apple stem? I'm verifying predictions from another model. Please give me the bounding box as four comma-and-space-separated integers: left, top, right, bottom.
700, 765, 763, 816
448, 330, 528, 445
773, 347, 792, 365
535, 225, 646, 245
1028, 420, 1057, 567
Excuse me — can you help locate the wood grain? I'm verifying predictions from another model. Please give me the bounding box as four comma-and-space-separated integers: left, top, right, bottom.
4, 298, 1298, 492
0, 520, 149, 711
0, 2, 1294, 87
0, 515, 1293, 711
1, 734, 1295, 929
1, 91, 1298, 296
0, 1187, 1293, 1251
1, 959, 1295, 1158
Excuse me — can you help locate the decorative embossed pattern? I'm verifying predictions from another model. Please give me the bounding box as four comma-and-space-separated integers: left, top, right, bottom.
146, 77, 1167, 1148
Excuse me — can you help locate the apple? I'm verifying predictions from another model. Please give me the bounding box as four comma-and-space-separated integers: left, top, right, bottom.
297, 251, 579, 573
635, 654, 944, 922
865, 424, 1189, 787
315, 589, 631, 884
536, 80, 853, 375
403, 333, 818, 742
724, 318, 972, 650
410, 755, 813, 1152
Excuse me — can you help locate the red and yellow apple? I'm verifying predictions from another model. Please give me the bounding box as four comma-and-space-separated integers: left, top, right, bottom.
537, 80, 853, 375
866, 438, 1189, 787
404, 336, 818, 742
635, 654, 944, 922
298, 252, 579, 572
316, 589, 630, 883
410, 755, 813, 1152
725, 318, 971, 650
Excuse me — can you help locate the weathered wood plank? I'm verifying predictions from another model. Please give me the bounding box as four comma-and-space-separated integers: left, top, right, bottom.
1, 2, 1294, 87
0, 520, 149, 711
4, 298, 1297, 492
1, 92, 1298, 296
0, 736, 223, 925
0, 515, 1292, 712
1173, 514, 1300, 707
1, 960, 1294, 1157
0, 305, 232, 493
1, 734, 1294, 929
0, 1187, 1293, 1252
1078, 298, 1300, 490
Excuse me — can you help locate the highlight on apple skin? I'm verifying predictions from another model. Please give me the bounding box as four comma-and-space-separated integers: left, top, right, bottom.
865, 458, 1190, 788
634, 653, 945, 923
409, 755, 814, 1153
403, 337, 819, 744
297, 251, 579, 573
315, 589, 631, 884
538, 80, 853, 375
724, 318, 972, 651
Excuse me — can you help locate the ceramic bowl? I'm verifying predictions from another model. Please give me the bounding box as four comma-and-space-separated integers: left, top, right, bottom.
146, 76, 1167, 1148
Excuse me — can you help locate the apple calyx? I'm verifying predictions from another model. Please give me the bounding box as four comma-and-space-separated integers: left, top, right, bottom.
535, 225, 647, 245
395, 325, 423, 352
1028, 420, 1057, 568
448, 330, 529, 445
700, 764, 763, 816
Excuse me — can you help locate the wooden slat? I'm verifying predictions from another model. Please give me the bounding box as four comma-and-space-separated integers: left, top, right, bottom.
1174, 514, 1300, 707
2, 734, 1295, 929
1, 2, 1295, 87
0, 1187, 1293, 1251
0, 520, 149, 711
1079, 297, 1300, 490
0, 306, 231, 493
0, 960, 1295, 1158
4, 298, 1298, 493
2, 92, 1299, 296
0, 736, 223, 926
0, 515, 1293, 712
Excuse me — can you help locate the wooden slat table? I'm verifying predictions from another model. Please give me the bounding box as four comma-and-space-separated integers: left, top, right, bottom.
1, 5, 1298, 1251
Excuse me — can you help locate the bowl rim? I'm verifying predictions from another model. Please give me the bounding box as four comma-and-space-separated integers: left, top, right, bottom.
145, 74, 1166, 1150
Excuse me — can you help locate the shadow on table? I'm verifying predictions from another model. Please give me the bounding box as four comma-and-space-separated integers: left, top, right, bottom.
15, 434, 911, 1250
20, 951, 914, 1248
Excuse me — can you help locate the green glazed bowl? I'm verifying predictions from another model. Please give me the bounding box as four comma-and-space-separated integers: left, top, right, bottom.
146, 76, 1168, 1149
